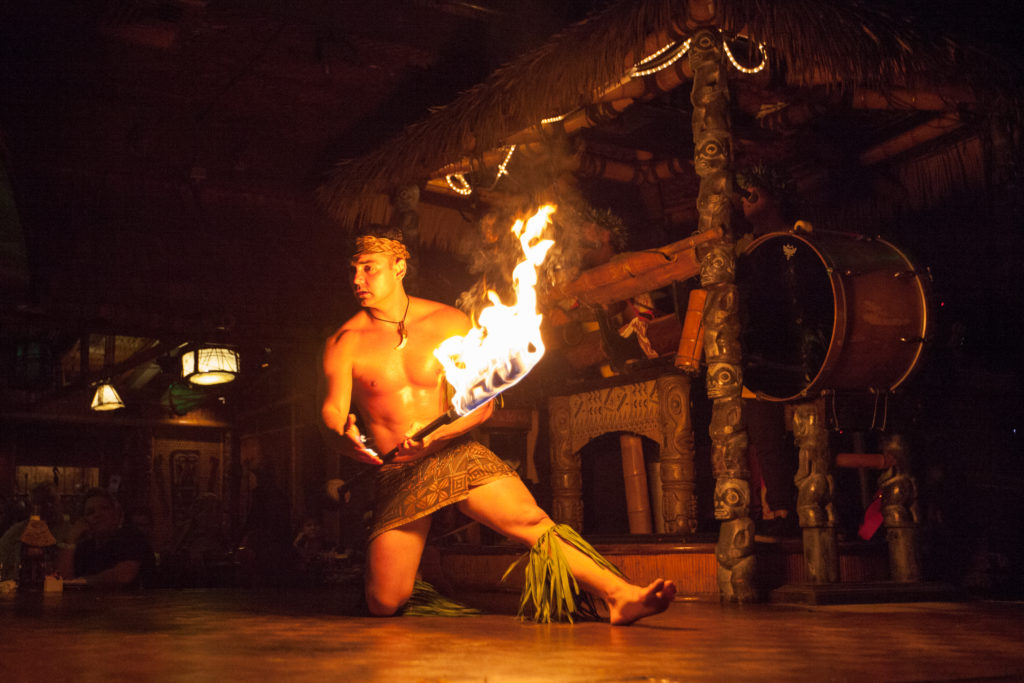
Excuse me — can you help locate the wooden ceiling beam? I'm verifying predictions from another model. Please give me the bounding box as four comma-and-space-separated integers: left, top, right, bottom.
31, 338, 185, 409
860, 113, 962, 166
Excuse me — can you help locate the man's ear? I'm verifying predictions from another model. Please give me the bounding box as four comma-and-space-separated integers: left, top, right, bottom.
395, 257, 407, 279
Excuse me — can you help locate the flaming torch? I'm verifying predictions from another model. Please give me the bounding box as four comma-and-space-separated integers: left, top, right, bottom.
435, 204, 555, 414
388, 204, 555, 450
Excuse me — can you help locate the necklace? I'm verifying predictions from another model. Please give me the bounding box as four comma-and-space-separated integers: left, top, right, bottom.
366, 295, 410, 349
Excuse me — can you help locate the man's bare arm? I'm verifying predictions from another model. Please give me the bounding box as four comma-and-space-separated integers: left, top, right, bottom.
321, 331, 383, 464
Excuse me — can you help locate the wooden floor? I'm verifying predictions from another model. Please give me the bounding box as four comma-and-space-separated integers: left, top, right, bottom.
2, 587, 1022, 681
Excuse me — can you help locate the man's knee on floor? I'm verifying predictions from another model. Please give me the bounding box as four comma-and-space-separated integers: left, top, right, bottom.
365, 584, 413, 616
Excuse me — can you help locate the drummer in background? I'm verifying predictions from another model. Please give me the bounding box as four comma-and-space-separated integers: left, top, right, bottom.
737, 165, 800, 538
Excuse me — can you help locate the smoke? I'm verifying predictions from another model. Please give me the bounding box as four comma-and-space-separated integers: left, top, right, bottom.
452, 137, 629, 320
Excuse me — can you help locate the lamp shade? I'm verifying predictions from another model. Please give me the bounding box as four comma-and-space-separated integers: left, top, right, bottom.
91, 383, 125, 411
182, 345, 239, 385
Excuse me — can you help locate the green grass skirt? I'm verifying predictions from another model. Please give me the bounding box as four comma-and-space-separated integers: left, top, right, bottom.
503, 523, 625, 623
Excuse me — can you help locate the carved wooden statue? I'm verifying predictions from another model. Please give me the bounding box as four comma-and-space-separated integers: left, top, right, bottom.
879, 434, 921, 582
792, 401, 839, 583
714, 476, 756, 601
690, 28, 756, 601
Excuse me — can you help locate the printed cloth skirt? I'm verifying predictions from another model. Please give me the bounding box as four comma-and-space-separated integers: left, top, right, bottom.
369, 439, 517, 541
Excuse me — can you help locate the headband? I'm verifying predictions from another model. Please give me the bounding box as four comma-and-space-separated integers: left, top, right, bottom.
353, 235, 410, 260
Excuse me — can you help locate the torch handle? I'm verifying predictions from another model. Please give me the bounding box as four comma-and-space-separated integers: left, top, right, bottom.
331, 409, 460, 501
379, 408, 459, 463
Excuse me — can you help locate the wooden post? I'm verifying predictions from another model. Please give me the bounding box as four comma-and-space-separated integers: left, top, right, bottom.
656, 374, 697, 535
548, 395, 583, 531
879, 434, 921, 582
793, 400, 839, 584
690, 28, 756, 602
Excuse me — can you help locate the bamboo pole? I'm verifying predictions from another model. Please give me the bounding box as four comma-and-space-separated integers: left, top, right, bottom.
620, 433, 653, 534
547, 227, 721, 306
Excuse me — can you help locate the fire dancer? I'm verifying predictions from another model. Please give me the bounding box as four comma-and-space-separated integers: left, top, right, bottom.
321, 224, 676, 624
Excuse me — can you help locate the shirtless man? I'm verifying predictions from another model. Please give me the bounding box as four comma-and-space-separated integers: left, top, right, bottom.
321, 225, 676, 624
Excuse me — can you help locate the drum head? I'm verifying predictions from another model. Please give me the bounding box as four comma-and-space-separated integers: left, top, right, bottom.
738, 233, 836, 401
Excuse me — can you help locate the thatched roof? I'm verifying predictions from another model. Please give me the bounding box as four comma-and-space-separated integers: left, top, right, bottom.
317, 0, 1021, 233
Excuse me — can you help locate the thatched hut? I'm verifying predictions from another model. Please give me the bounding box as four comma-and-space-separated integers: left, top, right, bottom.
317, 0, 1024, 601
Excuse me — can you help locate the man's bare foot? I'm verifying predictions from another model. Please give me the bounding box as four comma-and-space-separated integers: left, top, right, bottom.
607, 578, 677, 626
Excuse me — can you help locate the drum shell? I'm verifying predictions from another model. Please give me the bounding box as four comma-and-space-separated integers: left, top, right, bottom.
738, 230, 930, 402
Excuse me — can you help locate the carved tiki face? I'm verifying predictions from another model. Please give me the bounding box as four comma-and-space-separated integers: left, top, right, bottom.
707, 361, 742, 399
712, 432, 749, 474
714, 477, 750, 520
694, 138, 730, 176
699, 244, 735, 287
791, 404, 823, 441
709, 396, 744, 439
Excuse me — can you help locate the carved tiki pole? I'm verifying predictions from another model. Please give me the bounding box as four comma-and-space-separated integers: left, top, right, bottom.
878, 434, 921, 582
689, 28, 756, 602
792, 400, 840, 583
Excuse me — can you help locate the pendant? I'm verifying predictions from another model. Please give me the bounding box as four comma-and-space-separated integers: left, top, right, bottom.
396, 321, 408, 350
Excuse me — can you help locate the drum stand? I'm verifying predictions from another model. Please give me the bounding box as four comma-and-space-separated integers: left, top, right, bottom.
771, 395, 956, 604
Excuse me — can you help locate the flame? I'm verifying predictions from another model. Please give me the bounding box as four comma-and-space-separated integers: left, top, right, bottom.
434, 204, 556, 415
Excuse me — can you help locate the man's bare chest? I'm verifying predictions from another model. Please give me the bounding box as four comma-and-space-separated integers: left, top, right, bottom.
350, 329, 446, 395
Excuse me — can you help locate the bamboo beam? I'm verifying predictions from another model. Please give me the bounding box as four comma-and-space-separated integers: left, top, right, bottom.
835, 452, 896, 469
859, 113, 962, 165
547, 226, 721, 307
429, 141, 695, 198
575, 148, 692, 185
851, 87, 971, 110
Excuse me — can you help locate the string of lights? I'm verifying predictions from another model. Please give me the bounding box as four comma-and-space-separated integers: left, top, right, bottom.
445, 173, 473, 195
723, 40, 768, 74
464, 33, 765, 192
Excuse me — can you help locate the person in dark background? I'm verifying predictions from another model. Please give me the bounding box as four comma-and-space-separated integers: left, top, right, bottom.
56, 488, 154, 588
239, 454, 294, 587
736, 166, 799, 536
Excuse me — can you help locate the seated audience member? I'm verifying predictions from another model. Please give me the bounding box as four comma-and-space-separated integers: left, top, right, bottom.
56, 488, 154, 588
292, 516, 333, 583
0, 482, 72, 580
293, 517, 331, 560
124, 505, 156, 540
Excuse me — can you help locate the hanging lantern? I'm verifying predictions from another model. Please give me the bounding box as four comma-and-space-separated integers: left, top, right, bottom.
91, 383, 125, 411
181, 345, 239, 385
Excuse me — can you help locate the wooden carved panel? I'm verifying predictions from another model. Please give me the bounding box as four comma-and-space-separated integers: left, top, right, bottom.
548, 376, 696, 535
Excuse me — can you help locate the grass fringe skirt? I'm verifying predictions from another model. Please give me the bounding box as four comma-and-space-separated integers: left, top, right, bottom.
502, 523, 624, 623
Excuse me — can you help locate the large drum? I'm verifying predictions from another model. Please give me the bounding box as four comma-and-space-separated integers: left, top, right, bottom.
737, 229, 931, 402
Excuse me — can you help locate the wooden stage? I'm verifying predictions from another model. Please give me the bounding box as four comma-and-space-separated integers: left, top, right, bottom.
1, 586, 1021, 681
